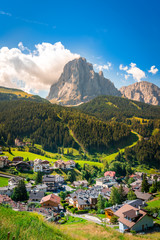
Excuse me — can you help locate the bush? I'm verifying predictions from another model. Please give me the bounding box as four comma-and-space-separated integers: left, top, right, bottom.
67, 205, 73, 209
61, 203, 69, 208
130, 230, 136, 235
75, 210, 88, 214
110, 215, 118, 224
58, 219, 67, 224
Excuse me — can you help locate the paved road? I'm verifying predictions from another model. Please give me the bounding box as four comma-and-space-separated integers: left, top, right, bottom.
66, 212, 102, 224
0, 173, 11, 178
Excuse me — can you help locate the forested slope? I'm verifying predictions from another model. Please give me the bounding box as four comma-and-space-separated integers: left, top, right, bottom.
0, 100, 131, 153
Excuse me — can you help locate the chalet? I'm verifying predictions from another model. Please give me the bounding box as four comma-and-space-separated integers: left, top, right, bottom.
0, 185, 15, 196
15, 138, 25, 147
105, 199, 147, 221
42, 175, 64, 191
0, 156, 8, 168
134, 191, 153, 202
115, 204, 153, 233
72, 180, 88, 188
8, 177, 23, 186
29, 191, 44, 202
105, 204, 123, 220
53, 160, 76, 170
14, 161, 31, 171
40, 194, 61, 209
34, 159, 50, 173
12, 156, 23, 163
33, 184, 47, 192
96, 176, 117, 188
104, 171, 116, 178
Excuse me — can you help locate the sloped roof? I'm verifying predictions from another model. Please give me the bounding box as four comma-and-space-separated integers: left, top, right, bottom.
135, 191, 152, 201
104, 171, 116, 177
40, 194, 61, 204
115, 204, 147, 228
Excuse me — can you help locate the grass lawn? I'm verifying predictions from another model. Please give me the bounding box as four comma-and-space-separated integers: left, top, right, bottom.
2, 150, 104, 169
64, 216, 87, 224
147, 193, 160, 208
96, 214, 106, 219
0, 176, 9, 187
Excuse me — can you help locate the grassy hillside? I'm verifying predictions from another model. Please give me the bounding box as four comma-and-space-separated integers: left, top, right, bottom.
0, 206, 71, 240
77, 95, 160, 121
0, 206, 159, 240
0, 86, 48, 103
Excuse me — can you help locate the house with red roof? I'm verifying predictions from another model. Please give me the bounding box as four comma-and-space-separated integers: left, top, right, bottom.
40, 194, 61, 209
104, 171, 116, 178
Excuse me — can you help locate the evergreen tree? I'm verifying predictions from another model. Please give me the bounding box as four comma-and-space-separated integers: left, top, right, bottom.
59, 191, 67, 200
110, 187, 121, 205
103, 160, 109, 172
11, 180, 28, 202
118, 184, 125, 203
35, 171, 42, 184
97, 194, 105, 210
149, 180, 157, 193
127, 189, 137, 200
141, 174, 149, 193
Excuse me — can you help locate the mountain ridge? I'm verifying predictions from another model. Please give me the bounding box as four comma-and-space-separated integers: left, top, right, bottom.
0, 86, 48, 103
120, 81, 160, 105
47, 57, 121, 105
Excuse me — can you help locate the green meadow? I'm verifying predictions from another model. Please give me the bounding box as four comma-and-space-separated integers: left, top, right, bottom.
0, 176, 9, 187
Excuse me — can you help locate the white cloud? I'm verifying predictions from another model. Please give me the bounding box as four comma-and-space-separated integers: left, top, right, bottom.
119, 64, 128, 71
119, 62, 145, 82
0, 42, 80, 94
124, 74, 129, 80
94, 62, 111, 71
0, 10, 12, 16
148, 65, 158, 74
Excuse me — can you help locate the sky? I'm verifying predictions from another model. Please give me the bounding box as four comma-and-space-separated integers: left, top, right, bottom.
0, 0, 160, 98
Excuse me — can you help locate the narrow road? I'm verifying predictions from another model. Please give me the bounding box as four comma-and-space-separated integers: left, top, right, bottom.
66, 212, 102, 224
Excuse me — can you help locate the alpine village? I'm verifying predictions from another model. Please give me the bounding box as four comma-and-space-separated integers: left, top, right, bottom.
0, 57, 160, 240
0, 2, 160, 239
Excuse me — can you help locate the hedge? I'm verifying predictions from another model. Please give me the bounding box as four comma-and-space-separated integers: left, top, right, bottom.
75, 210, 88, 214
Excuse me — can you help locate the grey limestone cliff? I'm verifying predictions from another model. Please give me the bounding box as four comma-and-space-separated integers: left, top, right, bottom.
120, 81, 160, 105
47, 57, 121, 105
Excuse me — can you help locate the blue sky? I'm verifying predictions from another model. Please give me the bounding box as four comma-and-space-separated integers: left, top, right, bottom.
0, 0, 160, 97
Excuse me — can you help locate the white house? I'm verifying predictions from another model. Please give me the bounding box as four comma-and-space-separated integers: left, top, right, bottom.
115, 204, 153, 233
33, 184, 47, 193
0, 185, 15, 197
34, 159, 50, 173
53, 160, 76, 170
0, 156, 8, 168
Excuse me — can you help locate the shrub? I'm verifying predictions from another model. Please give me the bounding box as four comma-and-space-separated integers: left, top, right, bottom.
130, 230, 136, 235
75, 210, 88, 214
110, 215, 118, 224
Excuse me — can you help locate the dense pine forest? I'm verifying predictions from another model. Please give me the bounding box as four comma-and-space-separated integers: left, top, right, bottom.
0, 100, 131, 153
77, 95, 160, 137
77, 95, 160, 120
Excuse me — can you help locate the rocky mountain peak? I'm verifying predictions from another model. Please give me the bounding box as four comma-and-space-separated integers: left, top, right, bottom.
120, 81, 160, 105
47, 58, 121, 105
